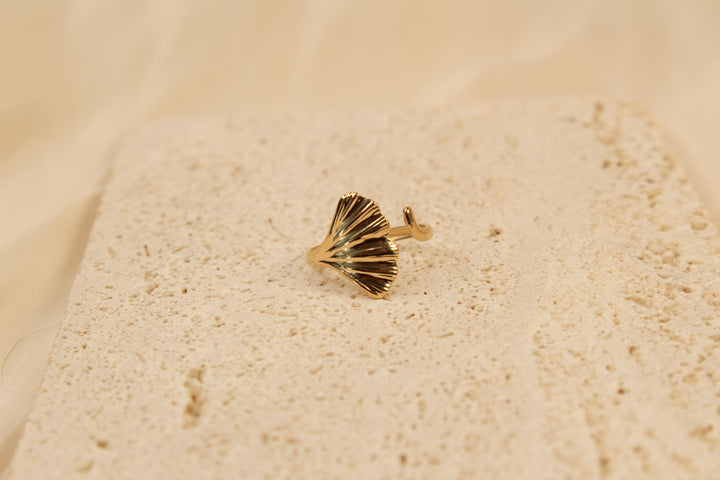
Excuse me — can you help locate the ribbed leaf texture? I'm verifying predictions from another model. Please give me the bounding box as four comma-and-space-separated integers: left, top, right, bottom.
313, 192, 398, 298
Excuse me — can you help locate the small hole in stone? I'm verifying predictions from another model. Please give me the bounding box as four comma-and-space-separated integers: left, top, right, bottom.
488, 227, 502, 237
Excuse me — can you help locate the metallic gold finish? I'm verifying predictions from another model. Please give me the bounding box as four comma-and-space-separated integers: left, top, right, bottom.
307, 192, 434, 298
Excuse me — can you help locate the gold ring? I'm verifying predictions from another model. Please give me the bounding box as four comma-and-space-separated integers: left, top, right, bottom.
307, 192, 434, 298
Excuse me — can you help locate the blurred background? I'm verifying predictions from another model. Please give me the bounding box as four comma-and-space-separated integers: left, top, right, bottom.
1, 0, 719, 472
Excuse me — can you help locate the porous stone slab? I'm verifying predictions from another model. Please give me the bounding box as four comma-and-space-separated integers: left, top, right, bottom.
9, 100, 720, 479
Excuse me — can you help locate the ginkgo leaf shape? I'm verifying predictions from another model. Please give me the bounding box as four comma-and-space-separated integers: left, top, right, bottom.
308, 192, 399, 298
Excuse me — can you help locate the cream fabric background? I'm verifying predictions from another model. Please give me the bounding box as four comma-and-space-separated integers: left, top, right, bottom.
1, 0, 719, 472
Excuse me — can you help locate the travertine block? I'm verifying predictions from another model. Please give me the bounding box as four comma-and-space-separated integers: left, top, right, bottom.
9, 100, 720, 479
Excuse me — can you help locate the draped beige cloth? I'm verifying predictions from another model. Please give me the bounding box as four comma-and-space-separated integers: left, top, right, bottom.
1, 0, 719, 472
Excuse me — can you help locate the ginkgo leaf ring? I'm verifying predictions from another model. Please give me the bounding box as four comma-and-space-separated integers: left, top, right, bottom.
306, 192, 434, 298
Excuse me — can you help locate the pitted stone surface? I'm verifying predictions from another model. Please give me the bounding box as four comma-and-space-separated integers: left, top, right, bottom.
9, 100, 720, 479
